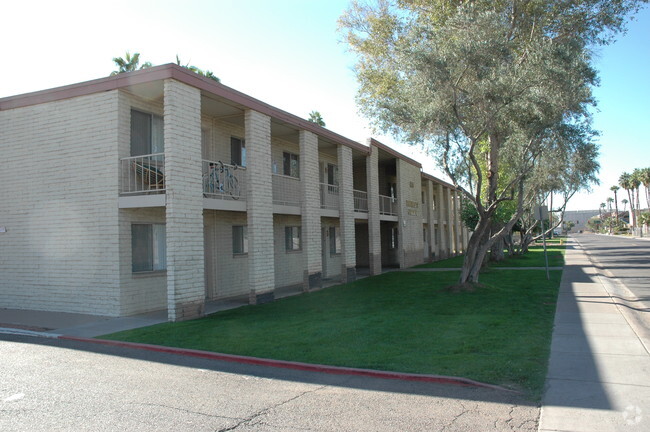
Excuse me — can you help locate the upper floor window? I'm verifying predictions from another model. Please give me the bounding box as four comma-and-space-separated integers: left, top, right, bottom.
131, 110, 164, 156
327, 163, 339, 186
231, 137, 246, 167
283, 152, 299, 178
329, 226, 341, 255
132, 223, 166, 272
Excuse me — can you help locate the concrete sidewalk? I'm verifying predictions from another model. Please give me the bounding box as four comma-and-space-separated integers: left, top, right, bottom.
539, 239, 650, 432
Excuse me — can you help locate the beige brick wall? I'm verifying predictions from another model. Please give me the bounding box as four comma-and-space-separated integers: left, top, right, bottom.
164, 79, 205, 321
300, 131, 322, 289
337, 145, 356, 280
204, 210, 249, 299
366, 144, 381, 274
0, 91, 122, 315
118, 207, 167, 315
246, 110, 275, 302
273, 214, 304, 287
396, 159, 424, 268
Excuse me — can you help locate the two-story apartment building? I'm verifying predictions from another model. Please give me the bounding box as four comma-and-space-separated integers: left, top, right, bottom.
0, 64, 469, 321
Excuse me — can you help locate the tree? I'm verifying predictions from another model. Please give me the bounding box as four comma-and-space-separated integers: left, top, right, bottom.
619, 172, 636, 229
606, 197, 614, 233
622, 198, 628, 212
631, 169, 642, 231
307, 111, 326, 127
111, 52, 152, 75
175, 55, 220, 82
610, 185, 620, 225
339, 0, 632, 283
638, 167, 650, 209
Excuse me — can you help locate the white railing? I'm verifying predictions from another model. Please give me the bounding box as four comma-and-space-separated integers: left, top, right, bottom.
379, 194, 397, 216
320, 183, 339, 210
272, 174, 301, 207
354, 190, 368, 212
203, 160, 245, 200
120, 153, 165, 194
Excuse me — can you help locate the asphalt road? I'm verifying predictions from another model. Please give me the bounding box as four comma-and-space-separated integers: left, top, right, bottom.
0, 334, 538, 431
573, 233, 650, 306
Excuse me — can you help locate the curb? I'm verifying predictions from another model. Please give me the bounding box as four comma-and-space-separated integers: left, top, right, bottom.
59, 335, 518, 393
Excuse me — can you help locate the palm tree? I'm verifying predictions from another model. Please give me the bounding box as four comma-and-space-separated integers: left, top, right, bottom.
638, 167, 650, 210
620, 172, 636, 228
631, 169, 642, 231
622, 198, 628, 212
599, 202, 605, 231
610, 185, 620, 225
110, 52, 152, 75
606, 197, 614, 234
175, 55, 220, 82
307, 111, 326, 127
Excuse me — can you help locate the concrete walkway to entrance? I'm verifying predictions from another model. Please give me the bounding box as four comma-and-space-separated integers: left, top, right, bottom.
539, 238, 650, 432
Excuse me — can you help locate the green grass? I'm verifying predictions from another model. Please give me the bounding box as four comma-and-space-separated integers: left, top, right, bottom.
102, 267, 561, 400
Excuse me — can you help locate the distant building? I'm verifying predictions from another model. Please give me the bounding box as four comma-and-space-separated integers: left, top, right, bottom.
563, 210, 600, 233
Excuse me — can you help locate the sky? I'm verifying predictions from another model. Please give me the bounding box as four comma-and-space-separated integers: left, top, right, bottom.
2, 0, 648, 211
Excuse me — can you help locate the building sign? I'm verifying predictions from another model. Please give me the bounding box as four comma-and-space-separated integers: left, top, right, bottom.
406, 200, 419, 216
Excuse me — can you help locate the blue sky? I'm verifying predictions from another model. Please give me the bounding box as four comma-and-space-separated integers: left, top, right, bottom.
2, 0, 648, 211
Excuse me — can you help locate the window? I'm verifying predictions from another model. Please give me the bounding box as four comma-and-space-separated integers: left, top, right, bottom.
327, 163, 339, 186
232, 225, 248, 254
285, 226, 302, 251
231, 137, 246, 167
282, 152, 299, 178
390, 227, 398, 249
329, 226, 341, 255
131, 224, 166, 272
131, 110, 164, 156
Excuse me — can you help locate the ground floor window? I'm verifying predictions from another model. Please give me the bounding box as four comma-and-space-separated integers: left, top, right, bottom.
329, 226, 341, 255
285, 226, 302, 251
132, 223, 166, 272
232, 225, 248, 255
390, 227, 398, 249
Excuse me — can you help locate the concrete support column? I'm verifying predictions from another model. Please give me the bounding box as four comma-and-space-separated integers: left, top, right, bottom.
445, 187, 455, 256
453, 190, 462, 254
366, 144, 382, 275
299, 130, 322, 291
338, 145, 356, 282
164, 79, 205, 322
245, 110, 274, 304
426, 181, 436, 261
436, 183, 447, 259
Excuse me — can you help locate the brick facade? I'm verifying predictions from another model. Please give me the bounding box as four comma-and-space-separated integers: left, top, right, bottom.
0, 65, 470, 319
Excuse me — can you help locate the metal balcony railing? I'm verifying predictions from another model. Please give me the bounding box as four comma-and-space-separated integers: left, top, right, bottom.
203, 160, 245, 200
272, 174, 301, 207
353, 190, 368, 212
379, 194, 397, 216
320, 183, 339, 210
120, 153, 165, 194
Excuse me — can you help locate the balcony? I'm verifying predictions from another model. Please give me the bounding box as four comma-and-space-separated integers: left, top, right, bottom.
203, 160, 246, 200
120, 153, 165, 195
273, 174, 301, 207
379, 194, 397, 216
320, 183, 339, 210
353, 190, 368, 213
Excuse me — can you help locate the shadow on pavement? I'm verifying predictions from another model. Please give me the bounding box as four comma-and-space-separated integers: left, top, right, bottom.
0, 332, 535, 407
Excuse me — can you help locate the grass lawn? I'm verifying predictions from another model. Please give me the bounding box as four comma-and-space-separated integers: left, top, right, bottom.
102, 266, 561, 400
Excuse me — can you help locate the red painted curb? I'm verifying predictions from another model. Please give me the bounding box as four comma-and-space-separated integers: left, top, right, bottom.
60, 335, 517, 393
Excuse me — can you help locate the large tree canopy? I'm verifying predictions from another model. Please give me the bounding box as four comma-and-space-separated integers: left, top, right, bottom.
340, 0, 642, 283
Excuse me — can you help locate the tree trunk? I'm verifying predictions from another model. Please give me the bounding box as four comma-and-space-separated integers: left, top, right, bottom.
459, 216, 492, 283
